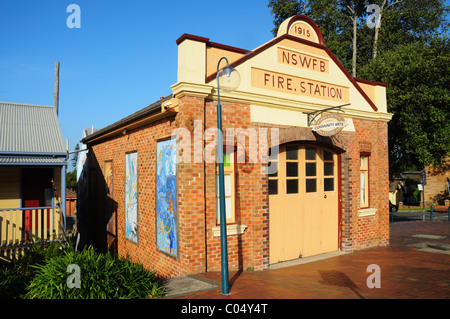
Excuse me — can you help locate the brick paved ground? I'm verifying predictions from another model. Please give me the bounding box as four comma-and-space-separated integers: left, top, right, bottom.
174, 221, 450, 299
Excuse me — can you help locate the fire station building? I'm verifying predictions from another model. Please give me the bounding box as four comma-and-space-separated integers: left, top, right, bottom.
80, 15, 392, 278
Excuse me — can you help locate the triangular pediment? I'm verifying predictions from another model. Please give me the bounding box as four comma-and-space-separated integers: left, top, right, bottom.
205, 16, 381, 115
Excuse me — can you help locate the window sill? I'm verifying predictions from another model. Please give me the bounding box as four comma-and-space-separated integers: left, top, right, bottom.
212, 224, 247, 237
358, 208, 377, 217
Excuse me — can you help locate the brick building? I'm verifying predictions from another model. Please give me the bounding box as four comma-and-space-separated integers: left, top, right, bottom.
80, 16, 392, 278
425, 157, 450, 207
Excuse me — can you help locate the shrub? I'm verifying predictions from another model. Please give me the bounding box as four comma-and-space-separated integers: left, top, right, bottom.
0, 240, 65, 299
0, 266, 30, 299
25, 246, 165, 299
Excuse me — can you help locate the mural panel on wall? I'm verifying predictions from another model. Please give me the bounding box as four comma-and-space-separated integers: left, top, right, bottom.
125, 152, 138, 243
156, 139, 178, 258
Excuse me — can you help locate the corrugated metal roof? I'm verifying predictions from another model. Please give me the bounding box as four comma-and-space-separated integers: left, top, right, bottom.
0, 156, 66, 165
0, 101, 66, 154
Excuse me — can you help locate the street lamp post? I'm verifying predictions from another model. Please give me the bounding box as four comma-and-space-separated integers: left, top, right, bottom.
216, 57, 240, 295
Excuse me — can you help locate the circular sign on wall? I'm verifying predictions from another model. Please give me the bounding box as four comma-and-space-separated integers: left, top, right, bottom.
312, 113, 347, 136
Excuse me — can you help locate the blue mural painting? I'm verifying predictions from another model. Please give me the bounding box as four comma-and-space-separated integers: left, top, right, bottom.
125, 152, 138, 243
156, 139, 178, 258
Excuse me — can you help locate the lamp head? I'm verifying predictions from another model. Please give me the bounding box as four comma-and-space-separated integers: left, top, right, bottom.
223, 66, 233, 82
218, 65, 240, 92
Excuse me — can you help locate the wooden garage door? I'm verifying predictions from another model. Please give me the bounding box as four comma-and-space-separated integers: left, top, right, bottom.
269, 144, 339, 264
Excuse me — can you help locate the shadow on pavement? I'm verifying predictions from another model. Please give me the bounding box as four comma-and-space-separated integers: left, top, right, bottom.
318, 270, 365, 299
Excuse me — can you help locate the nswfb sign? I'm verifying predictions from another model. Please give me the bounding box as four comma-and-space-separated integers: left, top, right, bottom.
312, 113, 347, 136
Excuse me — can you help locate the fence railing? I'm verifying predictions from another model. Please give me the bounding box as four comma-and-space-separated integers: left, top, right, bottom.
0, 206, 62, 250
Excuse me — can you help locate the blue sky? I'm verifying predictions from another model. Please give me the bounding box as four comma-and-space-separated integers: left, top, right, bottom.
0, 0, 273, 171
0, 1, 449, 172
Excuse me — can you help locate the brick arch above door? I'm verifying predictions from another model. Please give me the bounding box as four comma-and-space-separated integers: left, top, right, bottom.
256, 123, 348, 155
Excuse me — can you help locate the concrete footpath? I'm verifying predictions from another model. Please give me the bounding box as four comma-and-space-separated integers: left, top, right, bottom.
164, 221, 450, 299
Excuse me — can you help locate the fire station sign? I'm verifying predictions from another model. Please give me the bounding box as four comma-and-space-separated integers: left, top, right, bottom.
312, 113, 347, 136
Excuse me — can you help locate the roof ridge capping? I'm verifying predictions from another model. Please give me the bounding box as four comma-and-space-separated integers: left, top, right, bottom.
0, 101, 55, 108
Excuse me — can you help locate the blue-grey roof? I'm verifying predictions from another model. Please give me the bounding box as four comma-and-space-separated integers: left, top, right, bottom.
0, 156, 66, 166
0, 101, 66, 155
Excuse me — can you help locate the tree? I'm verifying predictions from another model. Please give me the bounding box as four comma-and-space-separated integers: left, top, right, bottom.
268, 0, 304, 35
367, 0, 448, 60
268, 0, 449, 75
71, 143, 80, 170
66, 143, 80, 192
342, 0, 367, 77
268, 0, 450, 175
359, 37, 450, 176
66, 170, 77, 192
367, 0, 402, 60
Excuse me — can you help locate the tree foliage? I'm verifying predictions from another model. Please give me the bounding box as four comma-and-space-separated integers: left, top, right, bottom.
268, 0, 449, 174
66, 170, 77, 192
71, 143, 80, 169
359, 37, 450, 176
268, 0, 449, 75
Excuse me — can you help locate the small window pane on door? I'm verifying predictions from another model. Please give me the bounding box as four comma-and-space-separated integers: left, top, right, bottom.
286, 162, 298, 177
324, 150, 333, 161
269, 180, 278, 195
287, 180, 298, 194
286, 146, 298, 160
306, 179, 317, 193
305, 147, 316, 160
306, 163, 316, 176
324, 178, 334, 191
324, 162, 334, 176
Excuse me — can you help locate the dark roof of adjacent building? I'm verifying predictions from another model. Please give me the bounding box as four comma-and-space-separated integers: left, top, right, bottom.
83, 127, 99, 138
66, 188, 77, 198
0, 101, 66, 155
82, 95, 171, 144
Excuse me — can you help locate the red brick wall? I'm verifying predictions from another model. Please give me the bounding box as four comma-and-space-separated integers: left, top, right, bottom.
425, 157, 450, 205
203, 99, 269, 272
87, 115, 189, 278
66, 199, 76, 217
340, 119, 390, 251
86, 94, 390, 278
86, 95, 270, 277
